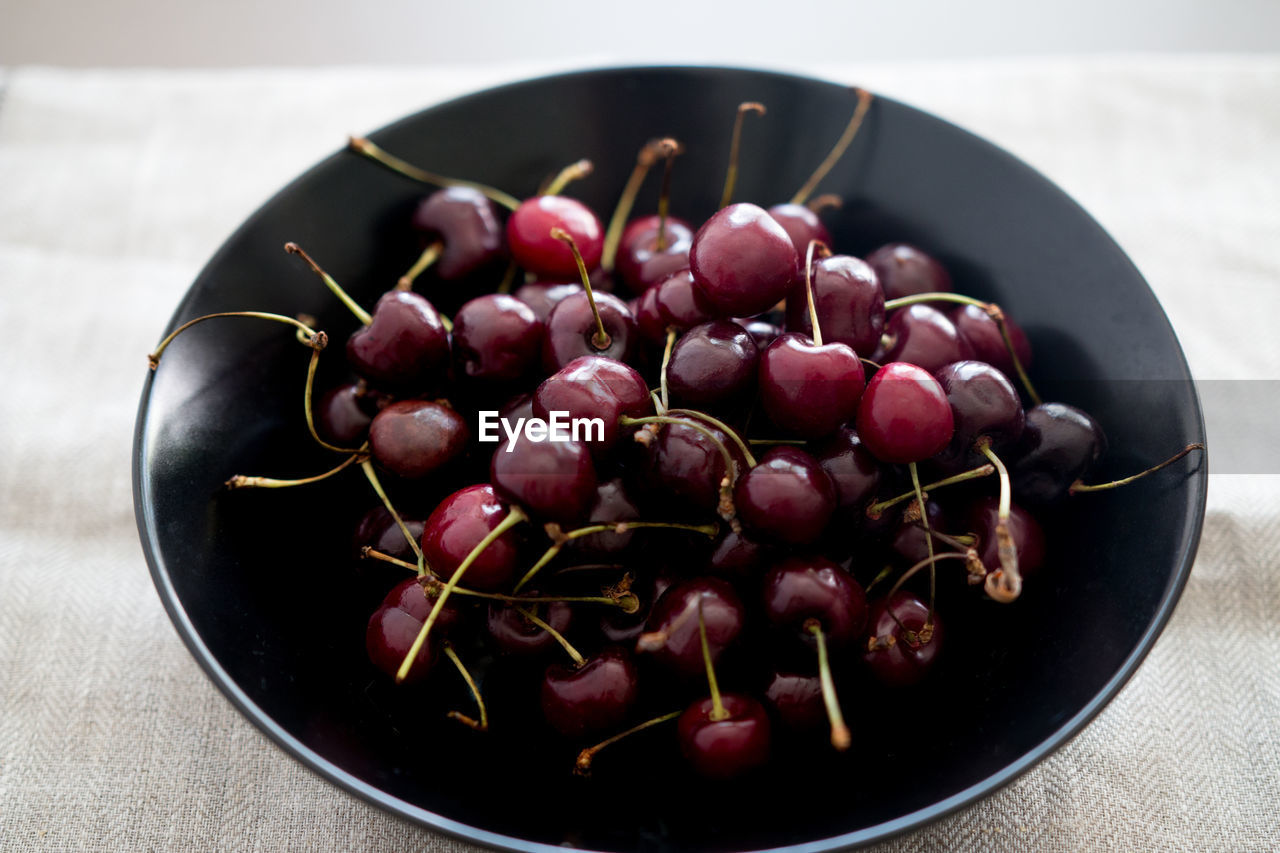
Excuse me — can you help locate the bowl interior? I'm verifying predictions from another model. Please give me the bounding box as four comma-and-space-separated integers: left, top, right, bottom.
135, 67, 1206, 852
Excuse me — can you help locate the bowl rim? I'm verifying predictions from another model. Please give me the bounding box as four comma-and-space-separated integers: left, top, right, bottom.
133, 63, 1208, 852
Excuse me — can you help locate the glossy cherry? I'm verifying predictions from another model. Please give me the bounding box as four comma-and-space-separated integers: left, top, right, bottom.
758, 333, 864, 438
533, 356, 650, 456
968, 496, 1046, 579
346, 290, 450, 390
865, 243, 953, 300
882, 304, 973, 374
734, 447, 836, 545
542, 290, 636, 372
410, 186, 505, 280
315, 382, 382, 446
855, 362, 955, 464
813, 427, 882, 525
507, 195, 603, 279
653, 269, 716, 331
368, 400, 469, 480
541, 646, 640, 738
1010, 402, 1107, 505
667, 320, 759, 411
951, 303, 1032, 377
933, 360, 1025, 469
513, 281, 582, 323
353, 506, 425, 564
570, 477, 643, 559
762, 556, 868, 649
640, 578, 744, 679
784, 254, 884, 356
763, 671, 825, 732
487, 601, 574, 657
491, 432, 598, 523
863, 591, 943, 687
366, 578, 437, 682
640, 420, 744, 518
678, 694, 771, 779
767, 203, 832, 257
689, 203, 798, 317
740, 318, 782, 349
706, 528, 769, 578
451, 294, 543, 383
421, 484, 523, 591
615, 214, 694, 294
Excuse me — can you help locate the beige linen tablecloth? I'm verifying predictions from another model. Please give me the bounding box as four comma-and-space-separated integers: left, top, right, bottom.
1, 58, 1277, 851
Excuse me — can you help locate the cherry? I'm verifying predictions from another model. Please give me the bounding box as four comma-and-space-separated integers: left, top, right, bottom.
639, 578, 744, 680
533, 356, 650, 456
678, 693, 771, 779
353, 506, 425, 564
634, 285, 668, 347
740, 318, 782, 350
541, 646, 640, 738
734, 447, 836, 545
451, 294, 543, 383
507, 195, 603, 279
951, 303, 1032, 378
487, 601, 574, 657
865, 243, 953, 300
653, 269, 716, 331
490, 432, 598, 523
570, 478, 642, 559
666, 320, 759, 411
600, 572, 675, 646
762, 556, 868, 649
512, 281, 582, 323
855, 362, 955, 464
315, 382, 382, 447
933, 360, 1026, 470
882, 304, 973, 374
813, 427, 882, 526
421, 484, 523, 591
615, 215, 694, 294
410, 186, 505, 280
758, 333, 864, 438
767, 203, 832, 257
968, 496, 1046, 580
706, 528, 769, 579
863, 591, 943, 687
368, 400, 469, 480
889, 499, 951, 567
784, 254, 885, 356
1010, 402, 1107, 505
763, 671, 825, 732
689, 203, 798, 317
542, 290, 636, 371
366, 578, 438, 682
640, 420, 745, 518
347, 290, 450, 390
500, 391, 534, 424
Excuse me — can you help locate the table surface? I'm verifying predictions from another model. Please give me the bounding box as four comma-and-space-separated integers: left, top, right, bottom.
1, 57, 1277, 851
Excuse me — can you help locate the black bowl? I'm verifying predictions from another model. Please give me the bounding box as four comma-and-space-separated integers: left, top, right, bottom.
134, 67, 1206, 851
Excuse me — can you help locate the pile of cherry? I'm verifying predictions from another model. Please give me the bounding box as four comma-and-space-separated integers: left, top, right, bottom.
149, 93, 1201, 780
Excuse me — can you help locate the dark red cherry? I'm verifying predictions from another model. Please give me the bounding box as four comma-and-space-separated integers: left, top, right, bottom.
487, 601, 574, 657
856, 362, 955, 464
542, 290, 636, 372
950, 304, 1032, 377
678, 694, 771, 779
352, 506, 425, 563
933, 360, 1026, 468
734, 447, 836, 545
814, 427, 882, 525
863, 591, 943, 687
368, 400, 469, 480
616, 215, 693, 294
366, 579, 437, 682
785, 255, 885, 356
642, 421, 744, 517
762, 556, 867, 649
450, 294, 542, 383
882, 304, 973, 374
346, 291, 450, 390
642, 578, 744, 679
540, 646, 640, 738
740, 318, 782, 349
513, 281, 582, 323
421, 484, 522, 591
533, 356, 650, 456
758, 333, 864, 439
490, 432, 597, 523
667, 320, 759, 411
690, 203, 798, 317
506, 195, 603, 279
316, 383, 382, 446
968, 496, 1046, 579
763, 671, 824, 731
889, 499, 950, 567
570, 478, 642, 559
600, 572, 675, 646
767, 203, 832, 257
653, 269, 715, 331
707, 528, 769, 578
1010, 403, 1107, 505
865, 243, 953, 300
410, 186, 505, 280
634, 285, 667, 346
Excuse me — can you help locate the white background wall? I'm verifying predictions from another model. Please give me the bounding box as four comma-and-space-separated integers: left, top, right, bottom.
2, 0, 1278, 66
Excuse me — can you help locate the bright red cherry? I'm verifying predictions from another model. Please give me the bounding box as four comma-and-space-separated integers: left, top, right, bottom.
855, 362, 955, 464
758, 333, 864, 438
451, 294, 543, 383
346, 290, 450, 390
689, 203, 798, 317
421, 484, 522, 591
506, 195, 603, 279
533, 356, 650, 456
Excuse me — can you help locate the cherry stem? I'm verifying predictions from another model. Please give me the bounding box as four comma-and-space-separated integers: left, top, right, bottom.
1070, 444, 1205, 494
807, 620, 851, 751
659, 328, 677, 411
886, 551, 972, 600
908, 461, 937, 624
620, 415, 741, 523
442, 643, 488, 731
866, 463, 995, 518
518, 606, 585, 667
975, 438, 1022, 604
360, 459, 425, 573
655, 140, 681, 251
551, 227, 610, 350
698, 599, 728, 722
496, 259, 519, 294
860, 357, 882, 372
720, 102, 766, 209
864, 563, 896, 595
284, 242, 372, 325
663, 408, 757, 468
806, 194, 843, 213
397, 241, 442, 291
575, 710, 681, 776
804, 239, 832, 346
512, 519, 718, 594
225, 452, 364, 490
791, 87, 873, 205
747, 438, 806, 446
602, 138, 667, 272
542, 159, 594, 197
303, 349, 367, 454
347, 136, 520, 211
148, 311, 323, 369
